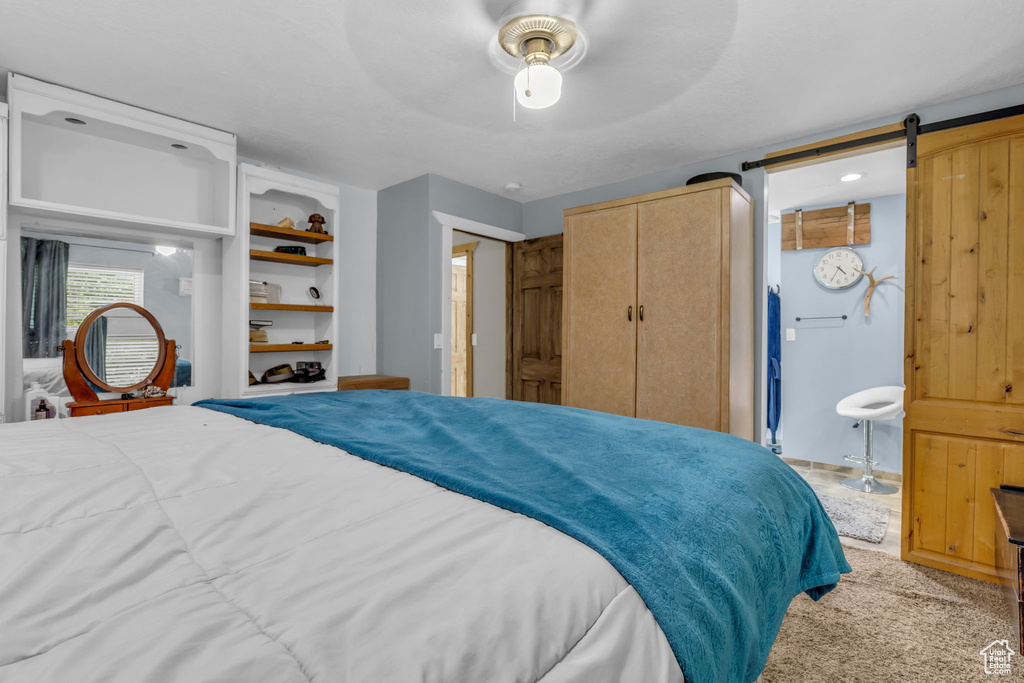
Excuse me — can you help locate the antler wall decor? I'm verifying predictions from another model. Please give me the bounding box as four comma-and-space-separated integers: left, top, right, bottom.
854, 267, 895, 316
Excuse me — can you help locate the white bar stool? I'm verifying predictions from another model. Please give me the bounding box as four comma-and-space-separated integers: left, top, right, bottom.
836, 386, 903, 495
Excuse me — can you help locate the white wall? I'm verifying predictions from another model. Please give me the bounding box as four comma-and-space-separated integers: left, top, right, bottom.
453, 231, 505, 399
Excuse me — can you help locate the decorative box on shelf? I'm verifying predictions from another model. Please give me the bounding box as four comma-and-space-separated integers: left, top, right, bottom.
223, 164, 341, 398
7, 73, 237, 237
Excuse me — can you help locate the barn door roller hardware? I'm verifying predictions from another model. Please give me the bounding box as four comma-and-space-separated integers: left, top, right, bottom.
740, 103, 1024, 172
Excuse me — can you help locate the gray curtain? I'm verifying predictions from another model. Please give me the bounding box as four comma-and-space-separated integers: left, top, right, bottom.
84, 316, 107, 382
21, 237, 69, 358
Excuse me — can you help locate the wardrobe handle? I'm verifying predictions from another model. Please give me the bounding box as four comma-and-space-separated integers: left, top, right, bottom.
627, 305, 633, 321
639, 305, 644, 321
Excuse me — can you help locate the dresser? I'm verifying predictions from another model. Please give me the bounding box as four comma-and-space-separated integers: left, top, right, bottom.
993, 486, 1024, 651
561, 179, 754, 439
337, 375, 411, 391
68, 396, 174, 417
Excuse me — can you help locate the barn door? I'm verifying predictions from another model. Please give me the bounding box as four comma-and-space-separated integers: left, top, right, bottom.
903, 113, 1024, 582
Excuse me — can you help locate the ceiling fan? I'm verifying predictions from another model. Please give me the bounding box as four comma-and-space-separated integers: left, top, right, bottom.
488, 0, 589, 110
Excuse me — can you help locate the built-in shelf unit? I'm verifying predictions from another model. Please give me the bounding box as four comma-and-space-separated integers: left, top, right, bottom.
7, 73, 237, 237
224, 164, 340, 397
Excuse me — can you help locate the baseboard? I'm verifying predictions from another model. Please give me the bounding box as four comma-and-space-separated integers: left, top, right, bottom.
781, 456, 902, 484
902, 547, 1005, 585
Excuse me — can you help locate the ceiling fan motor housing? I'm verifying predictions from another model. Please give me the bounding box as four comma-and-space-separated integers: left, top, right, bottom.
498, 14, 578, 65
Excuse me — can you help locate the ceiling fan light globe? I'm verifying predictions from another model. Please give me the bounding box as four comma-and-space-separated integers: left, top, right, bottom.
514, 64, 562, 109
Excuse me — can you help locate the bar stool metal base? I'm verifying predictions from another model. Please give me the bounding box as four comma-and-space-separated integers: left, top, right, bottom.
840, 474, 898, 495
840, 419, 898, 495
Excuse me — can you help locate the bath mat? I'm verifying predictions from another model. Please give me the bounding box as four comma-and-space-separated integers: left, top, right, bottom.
818, 493, 889, 544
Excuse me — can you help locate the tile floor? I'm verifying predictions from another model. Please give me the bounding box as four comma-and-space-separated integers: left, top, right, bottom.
787, 463, 902, 557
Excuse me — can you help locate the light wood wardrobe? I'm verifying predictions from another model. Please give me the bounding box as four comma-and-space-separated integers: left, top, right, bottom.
561, 178, 754, 439
903, 112, 1024, 583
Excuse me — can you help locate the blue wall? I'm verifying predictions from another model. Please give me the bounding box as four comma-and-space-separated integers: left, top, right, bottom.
377, 174, 521, 392
376, 175, 431, 389
779, 194, 905, 472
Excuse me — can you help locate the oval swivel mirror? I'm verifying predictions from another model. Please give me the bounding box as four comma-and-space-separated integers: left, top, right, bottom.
62, 302, 177, 404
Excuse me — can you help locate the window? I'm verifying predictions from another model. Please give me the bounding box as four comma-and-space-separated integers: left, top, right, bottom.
66, 264, 154, 386
66, 264, 145, 338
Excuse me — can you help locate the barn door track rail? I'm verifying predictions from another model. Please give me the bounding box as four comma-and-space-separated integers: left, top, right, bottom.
740, 103, 1024, 172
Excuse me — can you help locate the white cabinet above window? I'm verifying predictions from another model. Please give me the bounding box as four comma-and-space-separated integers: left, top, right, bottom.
8, 74, 236, 237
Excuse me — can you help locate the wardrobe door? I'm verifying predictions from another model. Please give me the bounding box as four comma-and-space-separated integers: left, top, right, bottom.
562, 204, 638, 416
636, 189, 723, 428
903, 113, 1024, 582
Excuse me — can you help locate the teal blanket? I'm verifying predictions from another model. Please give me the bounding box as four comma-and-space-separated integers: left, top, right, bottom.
196, 390, 850, 682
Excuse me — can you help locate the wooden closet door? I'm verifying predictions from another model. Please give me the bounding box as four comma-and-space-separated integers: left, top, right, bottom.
510, 235, 563, 404
636, 189, 723, 428
903, 113, 1024, 582
562, 204, 637, 416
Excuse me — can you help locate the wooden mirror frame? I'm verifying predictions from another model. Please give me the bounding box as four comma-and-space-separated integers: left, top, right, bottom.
63, 302, 176, 402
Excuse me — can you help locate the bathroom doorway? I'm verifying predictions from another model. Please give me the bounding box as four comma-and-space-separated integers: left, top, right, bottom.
451, 242, 475, 396
764, 146, 906, 477
449, 230, 508, 398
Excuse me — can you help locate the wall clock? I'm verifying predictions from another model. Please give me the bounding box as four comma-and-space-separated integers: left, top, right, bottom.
814, 247, 864, 289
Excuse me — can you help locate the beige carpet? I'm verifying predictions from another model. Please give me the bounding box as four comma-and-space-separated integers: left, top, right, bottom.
762, 545, 1018, 682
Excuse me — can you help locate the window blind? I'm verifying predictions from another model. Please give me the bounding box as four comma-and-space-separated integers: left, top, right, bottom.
66, 264, 145, 338
105, 336, 160, 386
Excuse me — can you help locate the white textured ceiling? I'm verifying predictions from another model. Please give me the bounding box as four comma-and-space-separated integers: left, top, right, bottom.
767, 147, 907, 219
1, 0, 1022, 201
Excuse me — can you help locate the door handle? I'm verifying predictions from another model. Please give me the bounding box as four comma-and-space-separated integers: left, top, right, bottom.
639, 305, 644, 321
627, 305, 633, 321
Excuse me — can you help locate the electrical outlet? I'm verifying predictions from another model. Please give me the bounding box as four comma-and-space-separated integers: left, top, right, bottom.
786, 328, 796, 342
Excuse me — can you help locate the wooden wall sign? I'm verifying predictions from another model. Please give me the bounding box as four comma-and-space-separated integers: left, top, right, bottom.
781, 202, 870, 251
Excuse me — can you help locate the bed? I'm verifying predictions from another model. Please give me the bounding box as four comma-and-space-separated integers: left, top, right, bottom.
22, 357, 193, 398
0, 390, 848, 682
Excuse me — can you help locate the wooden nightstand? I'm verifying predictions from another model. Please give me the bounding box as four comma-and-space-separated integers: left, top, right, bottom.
337, 375, 410, 392
68, 396, 174, 417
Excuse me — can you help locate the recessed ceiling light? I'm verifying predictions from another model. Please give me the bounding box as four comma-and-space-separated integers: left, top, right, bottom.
65, 117, 86, 125
840, 173, 862, 182
171, 143, 188, 150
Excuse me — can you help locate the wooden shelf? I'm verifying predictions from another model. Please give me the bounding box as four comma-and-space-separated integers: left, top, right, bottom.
250, 249, 332, 267
250, 303, 334, 312
250, 343, 333, 353
250, 222, 334, 244
244, 378, 336, 395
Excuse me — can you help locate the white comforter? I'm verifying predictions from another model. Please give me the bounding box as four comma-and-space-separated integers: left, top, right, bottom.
1, 406, 684, 682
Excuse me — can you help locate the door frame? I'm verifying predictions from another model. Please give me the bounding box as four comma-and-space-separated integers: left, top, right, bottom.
451, 241, 477, 396
758, 133, 909, 447
433, 211, 524, 396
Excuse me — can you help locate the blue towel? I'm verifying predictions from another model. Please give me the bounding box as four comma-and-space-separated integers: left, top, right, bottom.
767, 289, 782, 444
196, 391, 849, 683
